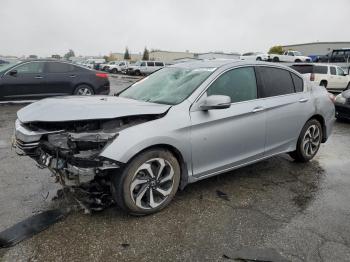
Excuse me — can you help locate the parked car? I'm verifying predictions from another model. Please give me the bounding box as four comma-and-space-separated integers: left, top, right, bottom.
291, 63, 350, 92
335, 89, 350, 120
0, 60, 109, 101
107, 61, 129, 74
240, 52, 270, 61
270, 50, 311, 63
317, 48, 350, 63
99, 61, 118, 71
13, 60, 334, 215
85, 59, 106, 70
127, 61, 165, 75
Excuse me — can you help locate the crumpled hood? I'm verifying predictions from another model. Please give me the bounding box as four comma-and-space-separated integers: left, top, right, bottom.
17, 96, 171, 123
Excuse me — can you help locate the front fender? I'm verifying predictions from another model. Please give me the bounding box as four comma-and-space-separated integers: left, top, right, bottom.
99, 102, 193, 175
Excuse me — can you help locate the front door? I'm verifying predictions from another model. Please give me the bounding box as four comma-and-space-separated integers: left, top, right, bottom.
1, 61, 45, 100
190, 66, 266, 177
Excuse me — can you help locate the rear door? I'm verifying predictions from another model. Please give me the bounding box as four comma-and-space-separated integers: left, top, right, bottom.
190, 66, 266, 177
255, 66, 310, 156
328, 66, 338, 90
336, 67, 348, 90
43, 62, 76, 96
146, 62, 155, 74
0, 61, 45, 100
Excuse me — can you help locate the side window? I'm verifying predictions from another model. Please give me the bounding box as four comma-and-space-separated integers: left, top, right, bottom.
46, 62, 75, 73
257, 67, 295, 97
119, 62, 125, 66
206, 67, 257, 103
13, 62, 44, 74
147, 62, 155, 66
140, 62, 146, 66
155, 62, 163, 66
291, 73, 304, 92
336, 67, 345, 76
330, 67, 336, 75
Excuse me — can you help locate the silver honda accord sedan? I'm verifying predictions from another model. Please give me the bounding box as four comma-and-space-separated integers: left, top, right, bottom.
13, 60, 335, 215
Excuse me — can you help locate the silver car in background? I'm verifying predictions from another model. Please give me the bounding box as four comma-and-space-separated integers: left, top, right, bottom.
13, 60, 335, 215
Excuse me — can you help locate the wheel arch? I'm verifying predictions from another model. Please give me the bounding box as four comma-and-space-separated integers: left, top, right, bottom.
120, 143, 189, 190
308, 114, 327, 143
73, 82, 95, 94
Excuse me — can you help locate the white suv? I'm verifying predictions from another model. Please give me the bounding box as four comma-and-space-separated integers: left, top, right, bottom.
127, 61, 165, 76
107, 61, 129, 74
291, 63, 350, 92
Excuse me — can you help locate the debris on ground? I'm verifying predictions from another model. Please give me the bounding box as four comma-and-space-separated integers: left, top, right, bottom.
223, 246, 289, 262
0, 209, 68, 248
216, 190, 230, 201
0, 178, 114, 248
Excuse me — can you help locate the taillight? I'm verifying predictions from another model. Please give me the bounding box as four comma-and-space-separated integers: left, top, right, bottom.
310, 73, 315, 81
328, 93, 336, 103
96, 73, 108, 78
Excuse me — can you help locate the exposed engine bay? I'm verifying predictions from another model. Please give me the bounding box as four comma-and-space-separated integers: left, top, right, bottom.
13, 115, 159, 187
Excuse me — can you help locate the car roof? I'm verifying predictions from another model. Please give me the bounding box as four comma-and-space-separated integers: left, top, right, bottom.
170, 59, 292, 70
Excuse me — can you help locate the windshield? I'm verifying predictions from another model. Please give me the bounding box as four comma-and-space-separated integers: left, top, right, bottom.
119, 67, 215, 105
0, 60, 21, 74
133, 61, 142, 66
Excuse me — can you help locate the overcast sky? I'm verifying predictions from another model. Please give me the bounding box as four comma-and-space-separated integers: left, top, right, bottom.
0, 0, 349, 57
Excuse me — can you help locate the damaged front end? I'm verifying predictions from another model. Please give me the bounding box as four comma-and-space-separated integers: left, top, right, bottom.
13, 116, 154, 186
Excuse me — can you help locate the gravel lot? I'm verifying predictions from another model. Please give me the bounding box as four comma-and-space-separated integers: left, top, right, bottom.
0, 76, 350, 261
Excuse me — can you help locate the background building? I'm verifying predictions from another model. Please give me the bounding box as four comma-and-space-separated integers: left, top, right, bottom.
110, 52, 142, 62
282, 41, 350, 56
194, 52, 240, 60
149, 50, 194, 63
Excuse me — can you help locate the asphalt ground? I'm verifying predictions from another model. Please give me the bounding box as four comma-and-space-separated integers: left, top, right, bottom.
0, 77, 350, 261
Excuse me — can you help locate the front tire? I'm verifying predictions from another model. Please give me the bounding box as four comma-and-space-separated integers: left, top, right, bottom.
256, 57, 262, 61
111, 68, 118, 74
295, 59, 301, 62
111, 149, 181, 215
272, 57, 279, 62
289, 119, 322, 162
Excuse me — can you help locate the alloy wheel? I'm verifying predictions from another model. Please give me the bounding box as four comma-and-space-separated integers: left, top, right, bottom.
130, 158, 175, 210
302, 124, 321, 157
77, 87, 93, 95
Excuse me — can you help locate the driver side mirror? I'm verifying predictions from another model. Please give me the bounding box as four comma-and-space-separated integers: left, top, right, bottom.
9, 70, 18, 77
200, 95, 231, 110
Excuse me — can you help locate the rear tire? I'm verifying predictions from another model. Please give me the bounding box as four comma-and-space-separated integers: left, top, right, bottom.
111, 68, 118, 74
345, 82, 350, 91
135, 70, 141, 76
256, 57, 262, 61
295, 59, 301, 62
110, 149, 181, 215
320, 80, 328, 88
73, 85, 94, 95
272, 57, 279, 62
289, 119, 322, 162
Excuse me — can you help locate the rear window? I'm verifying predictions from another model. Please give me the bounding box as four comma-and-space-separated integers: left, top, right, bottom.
47, 62, 75, 73
257, 67, 295, 97
291, 65, 327, 74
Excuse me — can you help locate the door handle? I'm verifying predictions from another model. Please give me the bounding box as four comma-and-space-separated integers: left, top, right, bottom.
252, 106, 265, 113
35, 76, 43, 79
299, 98, 309, 103
69, 75, 76, 78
